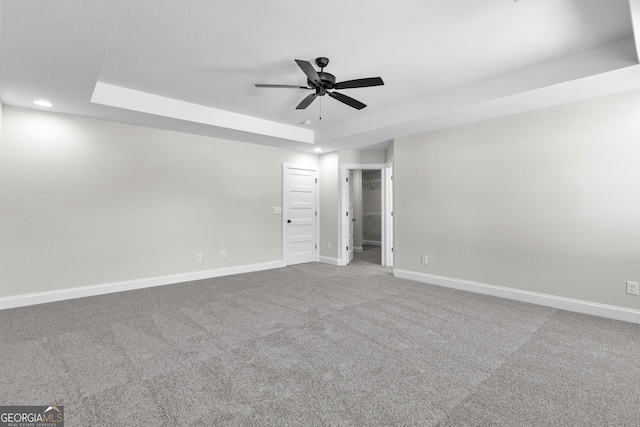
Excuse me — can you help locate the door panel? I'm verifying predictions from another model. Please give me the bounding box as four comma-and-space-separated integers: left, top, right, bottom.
284, 167, 318, 265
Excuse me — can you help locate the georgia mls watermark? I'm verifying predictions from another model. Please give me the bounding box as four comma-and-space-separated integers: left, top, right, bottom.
0, 406, 63, 427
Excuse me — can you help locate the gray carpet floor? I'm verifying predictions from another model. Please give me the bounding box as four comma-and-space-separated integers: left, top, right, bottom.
1, 250, 639, 426
356, 244, 383, 265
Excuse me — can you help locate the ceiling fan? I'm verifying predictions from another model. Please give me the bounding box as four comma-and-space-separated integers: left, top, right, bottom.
255, 57, 384, 111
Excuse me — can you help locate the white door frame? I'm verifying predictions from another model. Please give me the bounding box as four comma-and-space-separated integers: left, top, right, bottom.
382, 158, 394, 267
340, 163, 391, 266
347, 169, 355, 264
282, 163, 319, 265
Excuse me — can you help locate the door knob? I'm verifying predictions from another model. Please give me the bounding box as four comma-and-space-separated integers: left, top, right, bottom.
287, 220, 292, 223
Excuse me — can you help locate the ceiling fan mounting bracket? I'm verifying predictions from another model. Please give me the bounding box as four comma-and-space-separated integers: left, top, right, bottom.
315, 57, 329, 69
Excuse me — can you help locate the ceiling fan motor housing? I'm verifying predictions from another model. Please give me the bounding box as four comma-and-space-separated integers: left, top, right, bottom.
309, 72, 336, 92
315, 57, 330, 68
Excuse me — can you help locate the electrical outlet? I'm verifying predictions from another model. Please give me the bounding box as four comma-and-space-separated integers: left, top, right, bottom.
328, 242, 332, 250
627, 281, 639, 296
196, 253, 202, 262
220, 250, 226, 259
421, 255, 428, 265
273, 207, 281, 214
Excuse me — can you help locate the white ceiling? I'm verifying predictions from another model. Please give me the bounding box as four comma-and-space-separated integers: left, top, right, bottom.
1, 0, 640, 153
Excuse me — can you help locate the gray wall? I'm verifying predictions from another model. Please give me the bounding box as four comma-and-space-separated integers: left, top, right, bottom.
395, 89, 640, 310
0, 106, 317, 298
6, 86, 639, 313
386, 142, 394, 163
339, 150, 386, 165
0, 102, 3, 160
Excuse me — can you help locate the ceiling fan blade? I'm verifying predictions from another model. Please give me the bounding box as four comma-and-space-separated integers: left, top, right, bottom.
334, 77, 384, 90
296, 93, 318, 110
295, 59, 322, 86
328, 91, 366, 110
255, 84, 311, 89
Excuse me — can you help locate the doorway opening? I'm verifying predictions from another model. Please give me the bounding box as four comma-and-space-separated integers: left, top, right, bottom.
341, 161, 393, 267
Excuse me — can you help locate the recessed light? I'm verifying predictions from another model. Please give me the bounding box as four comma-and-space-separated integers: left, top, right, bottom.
34, 100, 52, 107
314, 147, 322, 152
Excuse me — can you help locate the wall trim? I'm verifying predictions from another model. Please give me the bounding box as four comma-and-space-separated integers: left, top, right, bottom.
0, 261, 286, 311
394, 269, 640, 325
362, 240, 381, 246
319, 256, 341, 266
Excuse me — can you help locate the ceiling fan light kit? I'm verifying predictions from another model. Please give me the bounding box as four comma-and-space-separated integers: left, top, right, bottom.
255, 57, 384, 112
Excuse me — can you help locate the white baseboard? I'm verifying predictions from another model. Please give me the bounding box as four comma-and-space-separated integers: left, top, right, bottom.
319, 256, 341, 266
0, 261, 286, 311
394, 269, 640, 325
354, 247, 364, 253
362, 240, 381, 246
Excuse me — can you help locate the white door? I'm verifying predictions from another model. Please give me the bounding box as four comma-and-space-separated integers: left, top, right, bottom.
284, 166, 318, 265
347, 169, 355, 264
